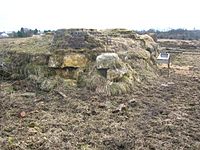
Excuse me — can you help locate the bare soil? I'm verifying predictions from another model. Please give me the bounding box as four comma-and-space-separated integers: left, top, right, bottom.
1, 54, 200, 150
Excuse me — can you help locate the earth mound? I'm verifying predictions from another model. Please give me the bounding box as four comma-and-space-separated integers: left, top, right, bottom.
0, 29, 159, 95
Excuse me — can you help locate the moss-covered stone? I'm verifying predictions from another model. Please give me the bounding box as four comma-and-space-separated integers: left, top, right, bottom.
96, 53, 121, 69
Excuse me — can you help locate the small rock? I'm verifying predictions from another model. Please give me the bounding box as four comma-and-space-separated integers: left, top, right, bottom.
28, 128, 38, 135
112, 104, 126, 113
167, 82, 175, 85
20, 92, 36, 97
128, 99, 138, 107
161, 83, 168, 87
105, 101, 113, 109
98, 103, 106, 108
19, 111, 26, 118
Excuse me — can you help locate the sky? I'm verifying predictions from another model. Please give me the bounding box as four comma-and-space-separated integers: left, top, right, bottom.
0, 0, 200, 31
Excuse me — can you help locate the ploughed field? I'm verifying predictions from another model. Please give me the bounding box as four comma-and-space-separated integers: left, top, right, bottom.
1, 53, 200, 149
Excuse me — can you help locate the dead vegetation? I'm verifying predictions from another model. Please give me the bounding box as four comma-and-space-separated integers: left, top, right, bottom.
1, 53, 200, 149
0, 35, 52, 54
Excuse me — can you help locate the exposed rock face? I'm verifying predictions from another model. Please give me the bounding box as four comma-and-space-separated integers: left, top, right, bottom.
0, 28, 159, 95
62, 54, 87, 68
48, 53, 87, 68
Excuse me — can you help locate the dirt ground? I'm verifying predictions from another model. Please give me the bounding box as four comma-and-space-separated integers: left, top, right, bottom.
1, 53, 200, 150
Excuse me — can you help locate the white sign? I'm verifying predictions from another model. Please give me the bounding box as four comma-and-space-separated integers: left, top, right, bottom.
157, 53, 170, 64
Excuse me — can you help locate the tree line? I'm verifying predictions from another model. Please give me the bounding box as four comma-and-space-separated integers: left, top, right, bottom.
11, 28, 52, 38
12, 28, 39, 38
137, 29, 200, 40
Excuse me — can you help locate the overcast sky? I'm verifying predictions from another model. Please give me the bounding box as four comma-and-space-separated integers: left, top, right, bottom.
0, 0, 200, 31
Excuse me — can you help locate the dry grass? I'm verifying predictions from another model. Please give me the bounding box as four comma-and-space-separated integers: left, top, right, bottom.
0, 35, 52, 54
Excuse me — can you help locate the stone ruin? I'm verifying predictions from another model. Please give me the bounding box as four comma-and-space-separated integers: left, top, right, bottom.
0, 28, 159, 95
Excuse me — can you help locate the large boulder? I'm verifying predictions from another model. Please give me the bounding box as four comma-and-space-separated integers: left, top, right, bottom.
96, 53, 129, 81
96, 53, 121, 69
